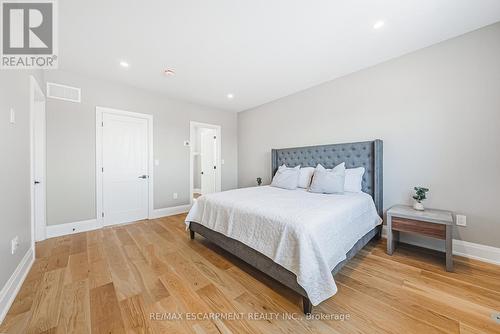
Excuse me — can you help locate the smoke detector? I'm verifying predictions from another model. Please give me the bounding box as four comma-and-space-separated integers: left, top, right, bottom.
163, 68, 175, 76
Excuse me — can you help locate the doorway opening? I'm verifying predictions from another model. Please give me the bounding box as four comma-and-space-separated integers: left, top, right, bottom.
96, 107, 154, 227
189, 122, 221, 203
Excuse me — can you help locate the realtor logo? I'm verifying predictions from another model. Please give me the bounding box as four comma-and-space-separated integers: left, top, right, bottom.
1, 0, 58, 69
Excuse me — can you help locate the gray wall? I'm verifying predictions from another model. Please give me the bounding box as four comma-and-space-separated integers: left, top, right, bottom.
0, 71, 43, 288
45, 70, 237, 226
238, 23, 500, 248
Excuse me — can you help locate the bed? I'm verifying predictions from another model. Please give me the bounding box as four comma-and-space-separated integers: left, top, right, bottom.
186, 140, 383, 314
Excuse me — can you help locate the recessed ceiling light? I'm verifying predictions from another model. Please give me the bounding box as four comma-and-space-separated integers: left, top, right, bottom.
119, 61, 130, 68
163, 68, 175, 76
227, 93, 234, 99
373, 21, 385, 30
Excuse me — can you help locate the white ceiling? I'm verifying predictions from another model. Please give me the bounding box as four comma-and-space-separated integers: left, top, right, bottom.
59, 0, 500, 112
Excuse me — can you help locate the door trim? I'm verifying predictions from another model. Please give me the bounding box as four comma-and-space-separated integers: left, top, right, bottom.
189, 121, 222, 205
95, 106, 154, 227
30, 75, 46, 243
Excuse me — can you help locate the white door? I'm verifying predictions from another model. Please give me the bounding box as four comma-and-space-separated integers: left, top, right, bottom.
33, 97, 46, 241
102, 112, 149, 226
200, 129, 217, 194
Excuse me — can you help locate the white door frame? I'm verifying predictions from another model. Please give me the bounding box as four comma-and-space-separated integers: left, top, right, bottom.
189, 121, 222, 204
30, 75, 46, 243
95, 106, 154, 227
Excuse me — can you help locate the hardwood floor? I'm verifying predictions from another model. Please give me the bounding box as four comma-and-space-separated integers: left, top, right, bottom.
1, 214, 499, 333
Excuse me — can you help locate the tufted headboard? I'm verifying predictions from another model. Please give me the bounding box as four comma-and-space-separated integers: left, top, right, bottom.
271, 140, 383, 217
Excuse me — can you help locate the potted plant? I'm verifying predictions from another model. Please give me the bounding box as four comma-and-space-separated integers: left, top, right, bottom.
256, 177, 262, 186
412, 186, 429, 211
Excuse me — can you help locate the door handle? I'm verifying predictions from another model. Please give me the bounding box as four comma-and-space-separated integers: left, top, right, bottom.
200, 171, 204, 175
34, 180, 41, 185
138, 175, 148, 179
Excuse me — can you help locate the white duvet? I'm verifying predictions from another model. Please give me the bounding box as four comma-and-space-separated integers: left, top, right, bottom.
185, 186, 382, 305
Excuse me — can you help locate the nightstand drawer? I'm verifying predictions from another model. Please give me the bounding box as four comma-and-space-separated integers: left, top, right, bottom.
392, 217, 446, 239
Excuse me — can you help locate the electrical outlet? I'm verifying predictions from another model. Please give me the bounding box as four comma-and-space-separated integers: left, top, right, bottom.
11, 236, 19, 255
173, 193, 178, 199
10, 108, 15, 124
456, 214, 467, 226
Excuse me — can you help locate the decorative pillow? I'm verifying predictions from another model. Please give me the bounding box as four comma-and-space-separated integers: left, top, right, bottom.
344, 167, 365, 193
309, 163, 346, 194
298, 167, 315, 188
270, 165, 300, 190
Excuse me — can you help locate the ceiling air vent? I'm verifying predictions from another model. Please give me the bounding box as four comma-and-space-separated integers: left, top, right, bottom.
46, 82, 81, 103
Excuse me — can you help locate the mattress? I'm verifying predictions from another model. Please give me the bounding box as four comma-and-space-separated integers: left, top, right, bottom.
185, 186, 382, 305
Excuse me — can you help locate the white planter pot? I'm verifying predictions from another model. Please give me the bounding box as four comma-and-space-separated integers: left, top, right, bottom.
413, 202, 424, 211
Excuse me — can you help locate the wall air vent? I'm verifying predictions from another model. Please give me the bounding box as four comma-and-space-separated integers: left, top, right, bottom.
46, 82, 81, 103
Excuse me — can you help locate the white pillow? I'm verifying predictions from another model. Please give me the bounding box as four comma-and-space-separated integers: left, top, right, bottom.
344, 167, 365, 193
298, 167, 315, 188
309, 163, 346, 194
271, 165, 300, 190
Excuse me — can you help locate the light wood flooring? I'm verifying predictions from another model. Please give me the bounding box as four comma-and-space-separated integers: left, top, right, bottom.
1, 214, 499, 333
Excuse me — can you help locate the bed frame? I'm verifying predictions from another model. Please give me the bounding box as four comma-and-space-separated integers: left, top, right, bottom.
188, 140, 383, 314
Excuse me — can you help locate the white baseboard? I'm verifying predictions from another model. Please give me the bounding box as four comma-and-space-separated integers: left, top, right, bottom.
453, 240, 500, 265
46, 219, 99, 239
44, 205, 192, 239
151, 204, 192, 219
193, 188, 201, 193
381, 226, 500, 265
0, 247, 34, 324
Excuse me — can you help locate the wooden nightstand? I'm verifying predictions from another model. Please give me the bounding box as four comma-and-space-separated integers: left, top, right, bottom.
387, 205, 454, 271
